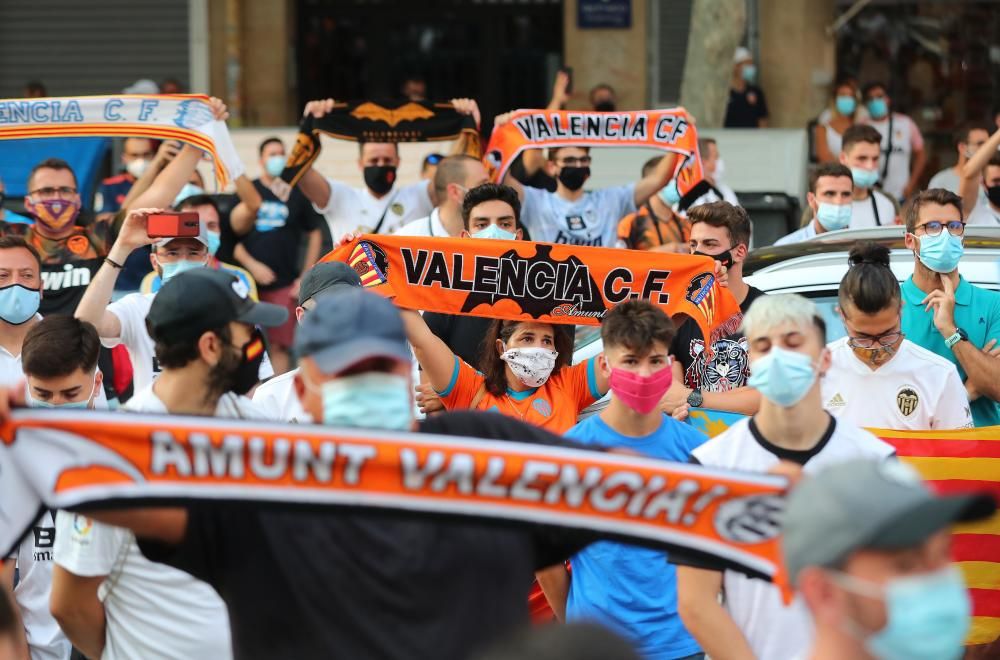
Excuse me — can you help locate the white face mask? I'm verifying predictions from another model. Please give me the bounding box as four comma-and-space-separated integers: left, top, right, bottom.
126, 158, 151, 179
500, 346, 558, 388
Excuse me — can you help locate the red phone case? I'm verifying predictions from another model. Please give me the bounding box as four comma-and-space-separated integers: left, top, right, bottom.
147, 212, 200, 238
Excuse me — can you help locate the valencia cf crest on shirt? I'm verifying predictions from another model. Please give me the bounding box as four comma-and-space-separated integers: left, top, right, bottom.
896, 386, 919, 417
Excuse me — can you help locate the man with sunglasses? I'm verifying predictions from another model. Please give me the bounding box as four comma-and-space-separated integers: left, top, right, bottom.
900, 189, 1000, 427
494, 114, 679, 247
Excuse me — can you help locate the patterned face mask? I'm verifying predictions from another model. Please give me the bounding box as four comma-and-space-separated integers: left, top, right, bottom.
500, 346, 558, 388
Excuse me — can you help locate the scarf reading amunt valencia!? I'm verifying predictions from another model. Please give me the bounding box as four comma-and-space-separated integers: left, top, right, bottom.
0, 94, 244, 186
0, 409, 789, 587
279, 100, 481, 187
325, 234, 743, 348
483, 108, 711, 207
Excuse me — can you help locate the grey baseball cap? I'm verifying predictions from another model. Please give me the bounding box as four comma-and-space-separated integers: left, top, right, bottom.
147, 268, 288, 342
783, 459, 995, 584
293, 287, 410, 374
297, 261, 362, 306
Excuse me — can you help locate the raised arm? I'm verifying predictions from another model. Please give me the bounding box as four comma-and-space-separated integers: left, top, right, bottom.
493, 112, 525, 202
119, 139, 182, 210
546, 70, 571, 111
633, 152, 680, 207
295, 99, 338, 210
400, 309, 459, 393
229, 175, 264, 236
448, 98, 482, 157
960, 128, 1000, 218
74, 208, 162, 338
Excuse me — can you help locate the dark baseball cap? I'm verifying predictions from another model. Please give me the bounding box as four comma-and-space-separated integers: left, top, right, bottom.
147, 268, 289, 342
293, 288, 410, 375
783, 459, 995, 583
297, 261, 362, 306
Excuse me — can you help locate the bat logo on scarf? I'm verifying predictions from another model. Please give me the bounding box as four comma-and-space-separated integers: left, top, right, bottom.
351, 102, 436, 127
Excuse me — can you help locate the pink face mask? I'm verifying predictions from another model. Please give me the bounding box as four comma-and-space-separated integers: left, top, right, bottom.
609, 364, 674, 414
30, 198, 80, 234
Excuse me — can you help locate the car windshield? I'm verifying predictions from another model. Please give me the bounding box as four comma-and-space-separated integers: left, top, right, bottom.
572, 292, 848, 353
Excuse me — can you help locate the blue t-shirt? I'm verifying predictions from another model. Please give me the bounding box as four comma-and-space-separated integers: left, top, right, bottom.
565, 413, 706, 660
901, 275, 1000, 427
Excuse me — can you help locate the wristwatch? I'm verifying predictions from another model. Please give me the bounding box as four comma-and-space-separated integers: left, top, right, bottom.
944, 327, 968, 350
686, 389, 704, 408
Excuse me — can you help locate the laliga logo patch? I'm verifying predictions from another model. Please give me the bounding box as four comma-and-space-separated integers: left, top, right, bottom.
231, 279, 250, 299
714, 493, 783, 544
172, 100, 214, 129
349, 241, 389, 288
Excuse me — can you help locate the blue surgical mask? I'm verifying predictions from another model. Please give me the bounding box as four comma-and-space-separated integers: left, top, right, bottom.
833, 566, 970, 660
741, 64, 757, 83
206, 230, 221, 256
27, 371, 97, 409
747, 346, 817, 407
816, 202, 852, 231
265, 155, 286, 178
658, 179, 681, 206
835, 95, 857, 116
173, 183, 204, 207
472, 224, 517, 241
159, 258, 208, 283
320, 372, 412, 430
851, 167, 880, 189
915, 231, 964, 274
867, 97, 889, 120
0, 283, 40, 325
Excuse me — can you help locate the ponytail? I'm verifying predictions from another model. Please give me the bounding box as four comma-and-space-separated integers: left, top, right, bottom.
838, 242, 900, 314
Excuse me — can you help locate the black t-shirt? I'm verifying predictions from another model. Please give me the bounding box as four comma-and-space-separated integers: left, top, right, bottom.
237, 180, 322, 290
670, 285, 765, 392
723, 85, 769, 128
423, 312, 494, 367
138, 411, 590, 660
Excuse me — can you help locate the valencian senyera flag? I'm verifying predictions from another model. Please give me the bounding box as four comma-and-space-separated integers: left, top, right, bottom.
324, 234, 743, 349
0, 94, 244, 187
0, 409, 791, 587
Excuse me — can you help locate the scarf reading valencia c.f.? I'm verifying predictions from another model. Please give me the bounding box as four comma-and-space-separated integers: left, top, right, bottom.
324, 235, 743, 348
0, 95, 244, 187
280, 100, 481, 187
0, 409, 788, 585
484, 109, 710, 207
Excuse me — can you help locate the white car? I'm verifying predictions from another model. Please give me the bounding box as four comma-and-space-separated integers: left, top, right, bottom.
573, 226, 1000, 415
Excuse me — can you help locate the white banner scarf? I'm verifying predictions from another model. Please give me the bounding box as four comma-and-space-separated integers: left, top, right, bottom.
0, 94, 244, 187
0, 409, 790, 584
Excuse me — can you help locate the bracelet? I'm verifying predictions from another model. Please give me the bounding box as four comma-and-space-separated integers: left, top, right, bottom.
105, 257, 124, 270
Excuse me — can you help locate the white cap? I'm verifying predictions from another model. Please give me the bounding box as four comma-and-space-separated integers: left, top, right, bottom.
154, 217, 210, 249
123, 79, 160, 95
733, 46, 753, 65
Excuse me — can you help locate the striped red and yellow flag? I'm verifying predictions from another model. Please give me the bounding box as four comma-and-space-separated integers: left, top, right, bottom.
876, 425, 1000, 645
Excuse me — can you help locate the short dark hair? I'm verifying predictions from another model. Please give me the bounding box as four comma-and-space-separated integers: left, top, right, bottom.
479, 321, 572, 396
0, 235, 41, 272
22, 317, 101, 378
601, 300, 675, 353
902, 188, 963, 233
953, 122, 991, 148
358, 142, 400, 157
841, 125, 882, 153
697, 137, 717, 156
461, 183, 521, 230
640, 156, 663, 178
547, 146, 590, 162
258, 136, 283, 156
27, 157, 77, 191
177, 194, 219, 216
985, 151, 1000, 175
862, 81, 887, 99
809, 162, 853, 193
686, 201, 752, 248
433, 155, 480, 200
839, 242, 900, 315
149, 321, 231, 370
24, 80, 46, 96
588, 83, 616, 103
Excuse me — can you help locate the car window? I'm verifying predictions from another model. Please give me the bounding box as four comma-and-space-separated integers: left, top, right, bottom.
574, 325, 602, 352
800, 292, 847, 343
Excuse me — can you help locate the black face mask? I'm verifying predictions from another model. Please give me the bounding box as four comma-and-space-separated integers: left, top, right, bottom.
987, 184, 1000, 208
693, 249, 734, 269
558, 166, 590, 192
210, 329, 266, 396
593, 101, 616, 112
363, 165, 397, 195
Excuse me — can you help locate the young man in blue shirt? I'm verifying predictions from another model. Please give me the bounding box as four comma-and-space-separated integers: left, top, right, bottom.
541, 300, 706, 659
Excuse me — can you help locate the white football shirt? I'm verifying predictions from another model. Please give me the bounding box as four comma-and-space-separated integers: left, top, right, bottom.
849, 190, 896, 228
252, 367, 311, 423
394, 208, 450, 237
10, 511, 70, 660
315, 178, 433, 243
822, 337, 972, 430
689, 415, 895, 660
520, 184, 635, 247
867, 113, 924, 200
